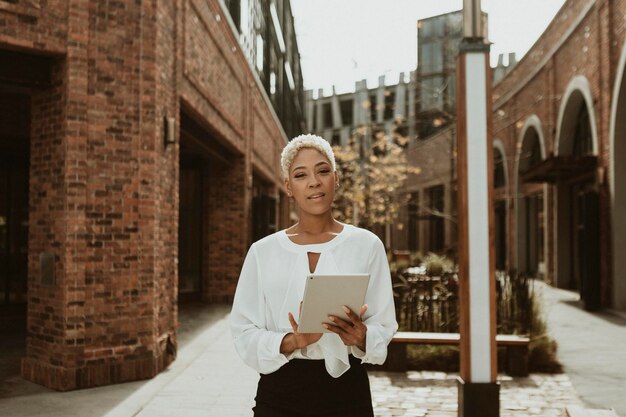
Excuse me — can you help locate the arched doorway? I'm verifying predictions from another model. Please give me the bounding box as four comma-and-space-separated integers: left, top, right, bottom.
516, 118, 546, 279
493, 140, 508, 271
555, 77, 600, 310
610, 42, 626, 310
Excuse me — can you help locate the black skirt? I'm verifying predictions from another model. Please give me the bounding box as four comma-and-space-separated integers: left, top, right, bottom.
253, 355, 374, 417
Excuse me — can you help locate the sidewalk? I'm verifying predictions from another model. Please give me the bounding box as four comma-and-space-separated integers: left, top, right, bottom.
0, 304, 259, 417
1, 301, 586, 417
537, 282, 626, 415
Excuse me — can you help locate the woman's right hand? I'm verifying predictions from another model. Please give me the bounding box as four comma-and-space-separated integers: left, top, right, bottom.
280, 303, 322, 354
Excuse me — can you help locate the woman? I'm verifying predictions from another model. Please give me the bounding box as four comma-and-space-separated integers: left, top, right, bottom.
230, 134, 398, 417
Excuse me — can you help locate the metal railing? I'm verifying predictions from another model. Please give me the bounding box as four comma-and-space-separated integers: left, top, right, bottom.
393, 269, 534, 335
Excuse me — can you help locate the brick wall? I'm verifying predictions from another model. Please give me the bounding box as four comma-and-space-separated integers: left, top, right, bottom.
180, 0, 290, 301
393, 127, 455, 253
0, 0, 67, 53
22, 57, 70, 390
17, 0, 179, 390
204, 158, 248, 302
1, 0, 290, 390
492, 0, 626, 307
385, 0, 626, 303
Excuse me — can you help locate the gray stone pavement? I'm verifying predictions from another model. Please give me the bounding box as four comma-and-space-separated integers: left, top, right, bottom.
0, 300, 590, 417
537, 281, 626, 415
369, 371, 581, 417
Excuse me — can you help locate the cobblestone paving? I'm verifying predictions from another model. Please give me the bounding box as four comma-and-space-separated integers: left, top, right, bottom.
368, 371, 583, 417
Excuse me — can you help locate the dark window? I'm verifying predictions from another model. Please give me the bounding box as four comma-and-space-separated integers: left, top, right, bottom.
408, 192, 420, 251
405, 94, 410, 120
339, 99, 353, 126
521, 130, 542, 172
573, 105, 593, 156
331, 131, 340, 146
524, 193, 545, 276
529, 136, 542, 168
268, 45, 278, 97
369, 94, 377, 122
394, 118, 409, 141
224, 0, 241, 31
322, 102, 333, 129
179, 161, 203, 295
384, 91, 395, 120
447, 181, 458, 253
494, 148, 506, 189
371, 129, 387, 157
252, 179, 277, 242
427, 185, 445, 252
495, 200, 507, 270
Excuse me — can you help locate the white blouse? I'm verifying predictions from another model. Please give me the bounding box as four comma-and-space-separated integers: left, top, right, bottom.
230, 223, 398, 378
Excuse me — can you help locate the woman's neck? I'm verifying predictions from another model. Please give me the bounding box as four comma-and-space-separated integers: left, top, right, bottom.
290, 214, 341, 235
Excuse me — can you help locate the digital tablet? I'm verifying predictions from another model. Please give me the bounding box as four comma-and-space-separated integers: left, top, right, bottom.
297, 274, 370, 334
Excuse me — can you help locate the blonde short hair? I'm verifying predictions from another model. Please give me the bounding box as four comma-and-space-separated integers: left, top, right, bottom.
280, 134, 336, 178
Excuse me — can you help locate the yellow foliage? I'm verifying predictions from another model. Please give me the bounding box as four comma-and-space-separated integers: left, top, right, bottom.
333, 125, 420, 228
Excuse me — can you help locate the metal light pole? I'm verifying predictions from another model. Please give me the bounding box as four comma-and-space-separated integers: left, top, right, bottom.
456, 0, 499, 416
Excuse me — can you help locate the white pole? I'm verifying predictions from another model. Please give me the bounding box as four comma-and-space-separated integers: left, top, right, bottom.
456, 0, 499, 415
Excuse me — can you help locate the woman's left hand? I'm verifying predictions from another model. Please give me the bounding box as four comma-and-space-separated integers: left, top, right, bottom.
324, 304, 368, 352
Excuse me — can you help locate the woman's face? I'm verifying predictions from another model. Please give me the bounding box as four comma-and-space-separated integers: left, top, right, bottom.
284, 147, 338, 215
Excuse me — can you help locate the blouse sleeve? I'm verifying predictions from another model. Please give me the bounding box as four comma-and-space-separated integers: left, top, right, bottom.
230, 244, 291, 374
350, 237, 398, 364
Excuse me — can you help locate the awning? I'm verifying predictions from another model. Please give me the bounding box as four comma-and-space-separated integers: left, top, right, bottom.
521, 155, 597, 184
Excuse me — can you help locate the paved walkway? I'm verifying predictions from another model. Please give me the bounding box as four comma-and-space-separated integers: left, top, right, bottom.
537, 282, 626, 415
0, 301, 590, 417
0, 304, 259, 417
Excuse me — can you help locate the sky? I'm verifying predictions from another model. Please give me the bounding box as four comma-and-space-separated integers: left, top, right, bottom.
290, 0, 567, 95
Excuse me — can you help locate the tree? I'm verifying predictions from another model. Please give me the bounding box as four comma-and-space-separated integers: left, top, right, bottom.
332, 119, 421, 228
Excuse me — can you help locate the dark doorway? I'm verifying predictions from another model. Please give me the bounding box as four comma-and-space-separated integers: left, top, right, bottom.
494, 200, 507, 271
407, 192, 420, 252
0, 91, 30, 382
524, 193, 545, 278
252, 176, 276, 243
427, 184, 445, 253
178, 152, 203, 298
178, 108, 235, 302
0, 48, 55, 387
555, 93, 599, 304
572, 182, 601, 310
0, 122, 29, 305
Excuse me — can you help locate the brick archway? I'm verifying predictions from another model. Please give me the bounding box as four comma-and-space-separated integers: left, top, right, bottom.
610, 41, 626, 309
554, 76, 601, 305
514, 116, 547, 277
555, 76, 599, 157
493, 139, 509, 188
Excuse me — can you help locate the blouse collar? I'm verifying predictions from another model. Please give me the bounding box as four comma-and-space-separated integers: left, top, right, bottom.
277, 222, 353, 253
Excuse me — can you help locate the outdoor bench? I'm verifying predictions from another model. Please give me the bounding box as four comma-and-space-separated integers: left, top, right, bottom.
385, 331, 530, 377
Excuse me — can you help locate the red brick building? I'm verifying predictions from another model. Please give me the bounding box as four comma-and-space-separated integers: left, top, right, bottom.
492, 0, 626, 311
0, 0, 300, 390
395, 126, 457, 256
390, 0, 625, 314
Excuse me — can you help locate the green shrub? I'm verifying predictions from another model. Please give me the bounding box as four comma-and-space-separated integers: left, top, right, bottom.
410, 250, 424, 267
402, 274, 563, 373
422, 252, 455, 276
407, 345, 460, 372
528, 335, 563, 373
